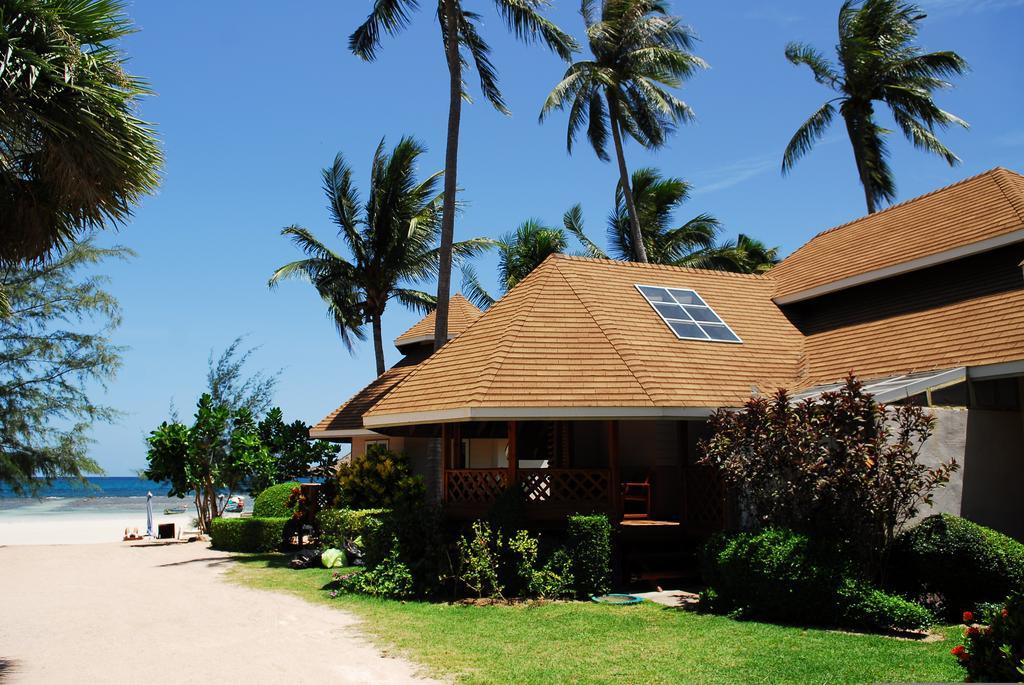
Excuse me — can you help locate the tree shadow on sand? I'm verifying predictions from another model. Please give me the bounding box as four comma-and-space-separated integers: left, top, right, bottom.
0, 658, 18, 683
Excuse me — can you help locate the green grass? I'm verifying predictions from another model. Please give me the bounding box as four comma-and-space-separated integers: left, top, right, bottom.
226, 555, 965, 685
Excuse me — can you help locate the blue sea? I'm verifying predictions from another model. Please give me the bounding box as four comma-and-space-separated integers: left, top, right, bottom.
0, 476, 246, 518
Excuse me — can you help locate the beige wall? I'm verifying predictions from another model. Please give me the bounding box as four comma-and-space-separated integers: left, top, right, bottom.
917, 405, 1024, 540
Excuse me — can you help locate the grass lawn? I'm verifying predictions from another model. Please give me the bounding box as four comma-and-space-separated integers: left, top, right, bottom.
226, 554, 964, 685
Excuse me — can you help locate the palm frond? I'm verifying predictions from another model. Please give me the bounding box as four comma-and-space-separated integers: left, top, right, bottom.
349, 0, 421, 60
782, 101, 836, 173
563, 204, 608, 258
460, 263, 496, 309
785, 42, 840, 88
492, 0, 579, 60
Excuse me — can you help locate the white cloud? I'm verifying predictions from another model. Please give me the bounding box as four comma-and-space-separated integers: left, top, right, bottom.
692, 156, 778, 196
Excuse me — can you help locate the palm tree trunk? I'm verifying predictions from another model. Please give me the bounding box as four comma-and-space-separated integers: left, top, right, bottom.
371, 311, 385, 377
434, 0, 463, 351
843, 110, 878, 214
607, 94, 649, 263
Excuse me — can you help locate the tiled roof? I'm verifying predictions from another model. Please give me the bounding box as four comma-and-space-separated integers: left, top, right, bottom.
393, 293, 482, 349
310, 347, 430, 436
801, 286, 1024, 387
363, 255, 806, 423
771, 168, 1024, 302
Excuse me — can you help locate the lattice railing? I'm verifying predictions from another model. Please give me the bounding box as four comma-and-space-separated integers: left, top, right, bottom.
517, 469, 611, 506
445, 469, 510, 505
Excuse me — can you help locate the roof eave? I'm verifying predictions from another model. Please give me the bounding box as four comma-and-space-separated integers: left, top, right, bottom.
363, 405, 720, 428
775, 228, 1024, 305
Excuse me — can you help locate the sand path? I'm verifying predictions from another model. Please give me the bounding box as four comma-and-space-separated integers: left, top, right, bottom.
0, 542, 441, 684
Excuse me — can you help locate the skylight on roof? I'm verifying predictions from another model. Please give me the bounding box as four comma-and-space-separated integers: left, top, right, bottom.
635, 285, 741, 343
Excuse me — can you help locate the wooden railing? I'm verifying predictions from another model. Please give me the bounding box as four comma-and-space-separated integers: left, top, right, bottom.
444, 468, 612, 516
444, 469, 509, 506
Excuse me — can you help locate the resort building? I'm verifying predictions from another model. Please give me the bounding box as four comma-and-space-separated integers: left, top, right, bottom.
311, 167, 1024, 541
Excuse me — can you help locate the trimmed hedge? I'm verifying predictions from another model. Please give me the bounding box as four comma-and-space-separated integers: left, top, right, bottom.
210, 517, 289, 553
889, 514, 1024, 618
702, 528, 931, 631
252, 482, 300, 519
317, 508, 391, 550
566, 514, 612, 598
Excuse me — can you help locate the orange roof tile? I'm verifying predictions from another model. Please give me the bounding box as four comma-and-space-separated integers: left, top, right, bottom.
393, 293, 482, 349
771, 168, 1024, 302
310, 348, 430, 437
801, 286, 1024, 387
363, 256, 806, 425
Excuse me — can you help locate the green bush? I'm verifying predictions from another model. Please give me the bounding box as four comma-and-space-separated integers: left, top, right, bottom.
566, 514, 612, 598
317, 508, 391, 550
335, 445, 425, 509
252, 481, 300, 518
337, 547, 415, 599
890, 514, 1024, 619
702, 529, 931, 631
954, 592, 1024, 682
209, 517, 289, 553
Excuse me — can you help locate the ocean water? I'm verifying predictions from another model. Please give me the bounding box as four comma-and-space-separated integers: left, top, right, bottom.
0, 476, 246, 518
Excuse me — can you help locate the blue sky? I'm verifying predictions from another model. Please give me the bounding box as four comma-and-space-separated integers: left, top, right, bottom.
89, 0, 1023, 475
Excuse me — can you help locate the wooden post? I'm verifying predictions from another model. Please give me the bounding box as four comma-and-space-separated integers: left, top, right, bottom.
441, 423, 450, 503
607, 420, 621, 521
507, 421, 518, 489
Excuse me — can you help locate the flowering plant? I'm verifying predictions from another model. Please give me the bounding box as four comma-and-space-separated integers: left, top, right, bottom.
953, 593, 1024, 682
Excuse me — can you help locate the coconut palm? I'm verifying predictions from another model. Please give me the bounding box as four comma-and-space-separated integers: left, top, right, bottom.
0, 0, 162, 264
461, 219, 568, 308
269, 137, 492, 376
564, 168, 780, 274
782, 0, 969, 213
350, 0, 576, 351
541, 0, 707, 263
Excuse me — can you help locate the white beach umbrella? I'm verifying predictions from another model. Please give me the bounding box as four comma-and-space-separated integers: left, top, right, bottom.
146, 491, 155, 538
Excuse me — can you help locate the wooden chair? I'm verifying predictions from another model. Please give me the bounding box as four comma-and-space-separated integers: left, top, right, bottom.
621, 473, 652, 520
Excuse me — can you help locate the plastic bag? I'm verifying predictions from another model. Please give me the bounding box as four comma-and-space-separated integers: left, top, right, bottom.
321, 548, 347, 568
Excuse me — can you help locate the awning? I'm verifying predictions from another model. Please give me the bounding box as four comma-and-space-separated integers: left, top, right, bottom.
791, 367, 966, 405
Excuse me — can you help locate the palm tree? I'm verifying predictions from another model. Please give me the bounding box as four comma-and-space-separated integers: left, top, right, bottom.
349, 0, 576, 351
782, 0, 969, 214
461, 219, 568, 308
564, 168, 780, 274
540, 0, 707, 263
268, 137, 492, 376
0, 0, 162, 265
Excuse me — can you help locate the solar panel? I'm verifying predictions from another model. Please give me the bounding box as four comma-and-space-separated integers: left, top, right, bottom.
635, 284, 742, 343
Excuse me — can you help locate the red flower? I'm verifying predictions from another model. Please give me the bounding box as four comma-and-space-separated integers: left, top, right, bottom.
965, 626, 980, 637
951, 645, 965, 657
962, 611, 974, 622
1002, 608, 1009, 618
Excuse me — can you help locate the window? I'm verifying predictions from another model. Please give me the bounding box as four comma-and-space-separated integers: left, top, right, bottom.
364, 439, 388, 455
635, 285, 741, 343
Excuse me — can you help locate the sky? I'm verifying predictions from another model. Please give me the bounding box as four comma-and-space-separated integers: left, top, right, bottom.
86, 0, 1024, 475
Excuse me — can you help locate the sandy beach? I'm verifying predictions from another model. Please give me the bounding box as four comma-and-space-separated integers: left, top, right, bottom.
0, 541, 440, 684
0, 513, 194, 545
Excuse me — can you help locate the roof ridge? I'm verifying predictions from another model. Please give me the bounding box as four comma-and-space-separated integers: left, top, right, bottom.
796, 167, 1017, 245
552, 254, 770, 280
366, 259, 554, 416
550, 260, 658, 405
990, 168, 1024, 226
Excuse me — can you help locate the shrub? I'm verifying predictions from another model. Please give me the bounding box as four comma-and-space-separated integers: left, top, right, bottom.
317, 508, 391, 550
953, 593, 1024, 682
702, 528, 931, 631
457, 520, 505, 599
252, 481, 300, 518
890, 514, 1024, 619
566, 514, 612, 598
209, 517, 289, 553
337, 547, 415, 599
335, 445, 425, 509
700, 376, 957, 577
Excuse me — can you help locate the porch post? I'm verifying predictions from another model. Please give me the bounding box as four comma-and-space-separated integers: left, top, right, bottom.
441, 423, 450, 503
507, 421, 518, 489
607, 420, 621, 521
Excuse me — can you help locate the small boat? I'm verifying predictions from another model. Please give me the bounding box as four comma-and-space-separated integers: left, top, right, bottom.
224, 495, 244, 513
163, 504, 187, 515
